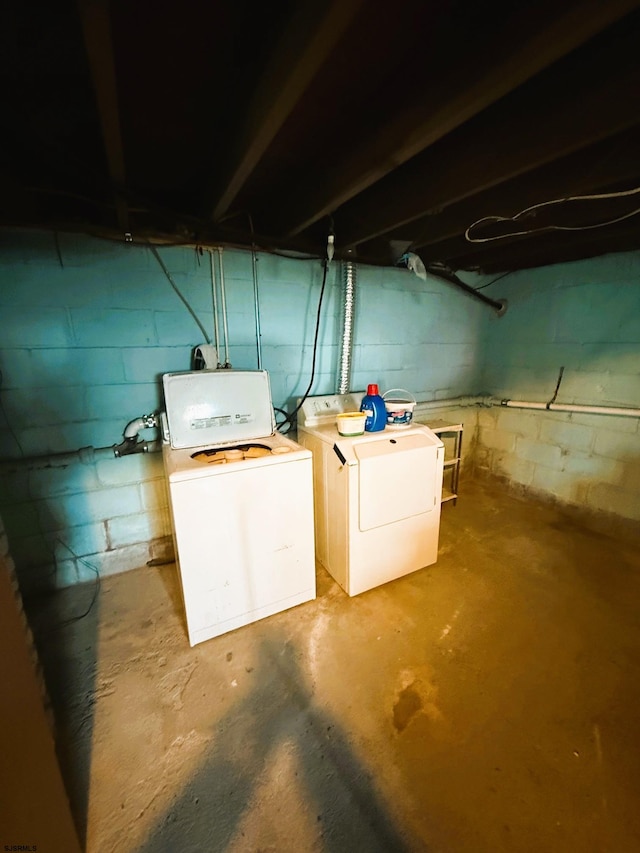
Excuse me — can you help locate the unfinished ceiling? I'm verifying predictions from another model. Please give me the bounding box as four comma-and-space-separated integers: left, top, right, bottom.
2, 0, 640, 275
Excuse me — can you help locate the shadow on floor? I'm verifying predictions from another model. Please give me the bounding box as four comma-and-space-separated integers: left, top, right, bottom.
134, 633, 426, 853
26, 579, 101, 849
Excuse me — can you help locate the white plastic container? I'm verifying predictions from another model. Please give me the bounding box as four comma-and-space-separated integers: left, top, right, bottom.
336, 411, 366, 436
383, 389, 416, 428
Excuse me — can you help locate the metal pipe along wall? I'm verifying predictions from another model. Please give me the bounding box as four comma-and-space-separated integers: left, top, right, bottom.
501, 399, 640, 418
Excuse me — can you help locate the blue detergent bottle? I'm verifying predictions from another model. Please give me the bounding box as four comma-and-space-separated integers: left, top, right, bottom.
360, 383, 387, 432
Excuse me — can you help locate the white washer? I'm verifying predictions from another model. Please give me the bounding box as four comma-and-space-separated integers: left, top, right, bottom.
162, 370, 316, 646
297, 393, 444, 596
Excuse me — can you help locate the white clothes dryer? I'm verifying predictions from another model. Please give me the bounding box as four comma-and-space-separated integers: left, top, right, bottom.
297, 393, 444, 596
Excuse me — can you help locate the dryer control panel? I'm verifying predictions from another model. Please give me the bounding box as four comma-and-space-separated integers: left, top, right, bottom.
297, 392, 364, 428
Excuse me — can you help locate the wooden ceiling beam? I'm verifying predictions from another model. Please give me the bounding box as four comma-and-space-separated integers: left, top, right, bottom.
76, 0, 128, 232
279, 0, 640, 237
335, 23, 640, 249
211, 0, 363, 223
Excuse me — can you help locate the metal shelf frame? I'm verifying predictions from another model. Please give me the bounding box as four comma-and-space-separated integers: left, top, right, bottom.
427, 420, 463, 506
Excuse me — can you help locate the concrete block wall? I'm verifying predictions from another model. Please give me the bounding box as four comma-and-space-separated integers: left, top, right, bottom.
475, 407, 640, 521
480, 253, 640, 407
0, 450, 173, 595
474, 252, 640, 525
0, 229, 485, 592
350, 266, 484, 398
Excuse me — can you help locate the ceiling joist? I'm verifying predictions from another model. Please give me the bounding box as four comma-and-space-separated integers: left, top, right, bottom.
334, 22, 640, 249
212, 0, 363, 223
278, 0, 640, 238
4, 1, 640, 275
76, 0, 128, 232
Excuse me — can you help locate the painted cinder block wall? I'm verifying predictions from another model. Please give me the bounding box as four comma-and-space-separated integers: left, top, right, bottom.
0, 230, 486, 593
475, 252, 640, 526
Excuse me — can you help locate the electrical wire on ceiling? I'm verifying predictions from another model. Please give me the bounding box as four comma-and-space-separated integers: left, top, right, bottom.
466, 184, 640, 244
80, 225, 325, 264
25, 179, 325, 263
217, 208, 324, 261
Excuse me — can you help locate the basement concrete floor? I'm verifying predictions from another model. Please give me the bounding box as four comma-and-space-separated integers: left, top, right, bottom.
28, 479, 640, 853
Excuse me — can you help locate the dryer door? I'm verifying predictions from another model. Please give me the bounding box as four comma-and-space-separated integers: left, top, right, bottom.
354, 433, 438, 531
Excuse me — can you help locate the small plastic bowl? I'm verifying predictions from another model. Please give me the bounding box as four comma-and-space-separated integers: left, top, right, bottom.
336, 412, 366, 436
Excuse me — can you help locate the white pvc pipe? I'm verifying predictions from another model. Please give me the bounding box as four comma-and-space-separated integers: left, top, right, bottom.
500, 399, 640, 418
554, 402, 640, 416
124, 417, 150, 439
413, 395, 493, 415
500, 400, 547, 411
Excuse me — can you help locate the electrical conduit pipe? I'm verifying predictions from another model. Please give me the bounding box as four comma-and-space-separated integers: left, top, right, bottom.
217, 247, 231, 368
251, 246, 263, 370
210, 249, 222, 368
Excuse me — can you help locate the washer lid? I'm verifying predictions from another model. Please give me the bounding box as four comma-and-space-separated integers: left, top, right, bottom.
162, 369, 275, 448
